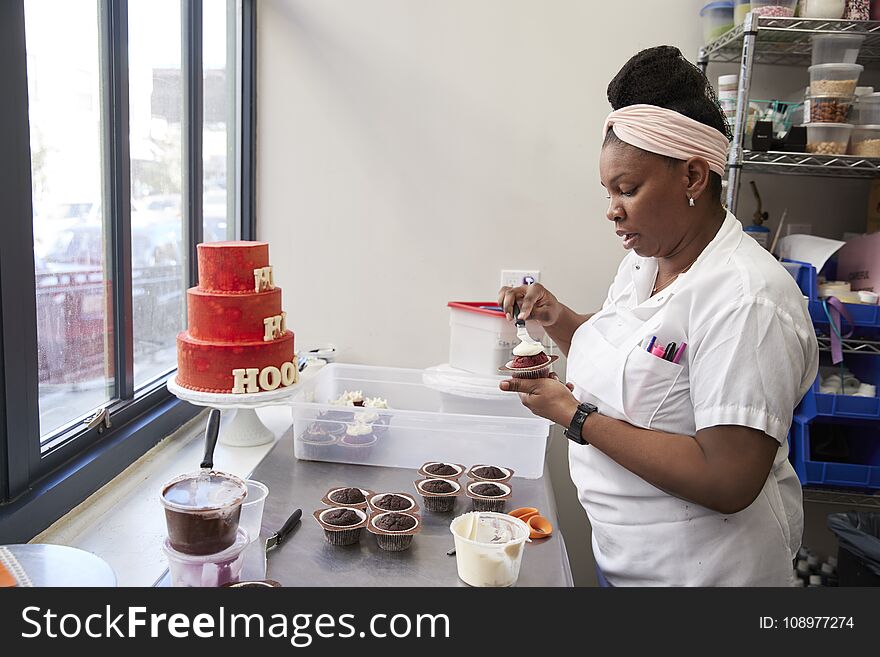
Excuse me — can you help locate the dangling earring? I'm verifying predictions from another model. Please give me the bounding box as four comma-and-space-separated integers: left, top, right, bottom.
688, 196, 695, 207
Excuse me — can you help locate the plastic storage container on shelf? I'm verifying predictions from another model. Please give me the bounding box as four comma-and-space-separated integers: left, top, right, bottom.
701, 1, 735, 45
807, 95, 854, 123
844, 0, 870, 21
811, 34, 864, 66
735, 0, 751, 25
447, 302, 546, 376
289, 363, 552, 479
809, 63, 864, 97
853, 92, 880, 124
750, 0, 797, 16
801, 0, 846, 18
849, 125, 880, 156
805, 122, 853, 154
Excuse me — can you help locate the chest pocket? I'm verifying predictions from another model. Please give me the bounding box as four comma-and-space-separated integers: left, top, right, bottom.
622, 344, 694, 433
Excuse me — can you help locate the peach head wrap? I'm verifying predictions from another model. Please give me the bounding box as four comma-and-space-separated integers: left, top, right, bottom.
602, 104, 729, 176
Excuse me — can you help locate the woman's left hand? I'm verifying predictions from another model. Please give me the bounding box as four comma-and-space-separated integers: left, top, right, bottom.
500, 375, 579, 426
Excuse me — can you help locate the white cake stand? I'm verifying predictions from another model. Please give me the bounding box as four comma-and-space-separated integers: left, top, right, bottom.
167, 377, 296, 447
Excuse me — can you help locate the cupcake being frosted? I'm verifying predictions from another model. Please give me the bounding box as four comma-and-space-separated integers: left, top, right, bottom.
506, 340, 554, 379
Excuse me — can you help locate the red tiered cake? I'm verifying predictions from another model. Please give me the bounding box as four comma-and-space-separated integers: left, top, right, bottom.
176, 241, 296, 393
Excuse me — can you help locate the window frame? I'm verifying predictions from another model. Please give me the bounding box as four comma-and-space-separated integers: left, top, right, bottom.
0, 0, 257, 542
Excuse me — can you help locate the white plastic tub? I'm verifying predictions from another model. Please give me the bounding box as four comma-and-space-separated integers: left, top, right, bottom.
447, 302, 546, 376
290, 363, 551, 478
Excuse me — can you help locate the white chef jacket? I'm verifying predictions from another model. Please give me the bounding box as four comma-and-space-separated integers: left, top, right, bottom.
567, 211, 818, 587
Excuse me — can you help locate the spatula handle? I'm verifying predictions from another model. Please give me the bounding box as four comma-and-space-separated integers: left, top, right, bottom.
200, 408, 222, 470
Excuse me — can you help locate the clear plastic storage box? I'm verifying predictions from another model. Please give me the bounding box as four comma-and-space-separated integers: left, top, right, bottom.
290, 363, 552, 479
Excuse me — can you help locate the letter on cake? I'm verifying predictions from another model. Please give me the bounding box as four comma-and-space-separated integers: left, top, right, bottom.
232, 368, 260, 394
253, 266, 274, 292
262, 312, 287, 342
259, 366, 282, 391
281, 360, 297, 386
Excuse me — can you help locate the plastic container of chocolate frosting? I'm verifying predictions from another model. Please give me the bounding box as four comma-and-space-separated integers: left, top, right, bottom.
161, 470, 248, 555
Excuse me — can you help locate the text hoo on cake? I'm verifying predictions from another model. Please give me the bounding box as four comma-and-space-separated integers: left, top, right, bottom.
263, 312, 287, 342
254, 266, 275, 293
232, 360, 299, 394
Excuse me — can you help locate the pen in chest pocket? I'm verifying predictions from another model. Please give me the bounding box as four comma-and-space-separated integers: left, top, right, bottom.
641, 336, 687, 363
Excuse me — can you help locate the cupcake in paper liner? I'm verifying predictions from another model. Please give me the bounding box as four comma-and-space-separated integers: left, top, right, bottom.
467, 464, 514, 484
367, 492, 419, 514
499, 353, 559, 379
322, 487, 374, 511
417, 462, 465, 480
367, 511, 421, 552
338, 422, 378, 461
465, 481, 512, 513
298, 423, 339, 460
314, 507, 368, 546
414, 478, 461, 513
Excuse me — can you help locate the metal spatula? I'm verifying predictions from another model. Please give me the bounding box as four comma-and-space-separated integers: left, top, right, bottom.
512, 300, 542, 350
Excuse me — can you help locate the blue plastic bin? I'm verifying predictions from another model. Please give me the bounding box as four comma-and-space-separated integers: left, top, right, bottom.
789, 416, 880, 489
782, 259, 880, 332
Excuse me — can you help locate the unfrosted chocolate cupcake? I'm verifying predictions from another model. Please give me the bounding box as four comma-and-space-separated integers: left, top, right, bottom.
322, 487, 373, 511
417, 462, 465, 480
367, 511, 421, 552
368, 492, 418, 514
467, 464, 514, 483
414, 478, 461, 513
465, 481, 511, 513
314, 507, 368, 546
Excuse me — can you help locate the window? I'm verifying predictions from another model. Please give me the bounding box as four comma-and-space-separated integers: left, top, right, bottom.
27, 0, 112, 439
0, 0, 255, 542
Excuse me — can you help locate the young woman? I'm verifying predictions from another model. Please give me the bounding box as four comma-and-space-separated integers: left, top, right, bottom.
499, 46, 818, 586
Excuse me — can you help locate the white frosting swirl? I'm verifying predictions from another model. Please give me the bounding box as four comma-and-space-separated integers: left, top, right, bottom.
345, 422, 373, 436
355, 410, 379, 424
512, 341, 545, 357
364, 397, 389, 409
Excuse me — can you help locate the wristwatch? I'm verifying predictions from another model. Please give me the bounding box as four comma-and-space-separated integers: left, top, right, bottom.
565, 402, 597, 445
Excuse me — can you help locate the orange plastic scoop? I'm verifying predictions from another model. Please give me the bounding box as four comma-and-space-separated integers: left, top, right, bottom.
527, 514, 553, 539
509, 507, 539, 523
509, 507, 553, 539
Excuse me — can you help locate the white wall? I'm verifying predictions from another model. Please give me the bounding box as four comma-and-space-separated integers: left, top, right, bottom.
258, 0, 706, 364
257, 0, 704, 586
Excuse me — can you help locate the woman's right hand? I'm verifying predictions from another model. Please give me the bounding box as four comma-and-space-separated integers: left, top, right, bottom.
497, 283, 562, 327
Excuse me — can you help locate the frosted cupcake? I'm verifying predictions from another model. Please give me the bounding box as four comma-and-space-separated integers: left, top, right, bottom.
298, 422, 339, 460
338, 422, 378, 460
500, 341, 557, 379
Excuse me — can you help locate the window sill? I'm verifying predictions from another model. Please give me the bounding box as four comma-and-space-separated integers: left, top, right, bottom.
30, 405, 292, 587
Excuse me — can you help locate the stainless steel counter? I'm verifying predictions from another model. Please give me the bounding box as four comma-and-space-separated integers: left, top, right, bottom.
161, 427, 574, 587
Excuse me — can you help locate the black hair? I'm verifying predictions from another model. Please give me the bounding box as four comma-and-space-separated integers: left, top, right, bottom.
604, 45, 731, 202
